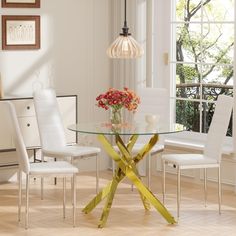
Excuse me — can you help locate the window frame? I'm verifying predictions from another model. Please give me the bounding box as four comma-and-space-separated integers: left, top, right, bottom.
170, 0, 235, 136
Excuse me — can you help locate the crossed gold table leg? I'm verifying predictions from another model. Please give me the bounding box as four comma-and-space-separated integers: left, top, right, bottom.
82, 133, 176, 228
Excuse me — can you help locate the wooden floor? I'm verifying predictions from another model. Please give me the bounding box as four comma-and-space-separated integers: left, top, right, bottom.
0, 171, 236, 236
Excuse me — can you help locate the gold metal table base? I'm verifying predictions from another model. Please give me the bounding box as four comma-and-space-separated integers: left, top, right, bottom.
83, 133, 176, 228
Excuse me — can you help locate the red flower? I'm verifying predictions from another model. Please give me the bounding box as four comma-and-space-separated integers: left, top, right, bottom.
95, 87, 140, 112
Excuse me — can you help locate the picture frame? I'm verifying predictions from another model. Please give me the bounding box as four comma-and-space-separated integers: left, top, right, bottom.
1, 0, 40, 8
2, 15, 40, 50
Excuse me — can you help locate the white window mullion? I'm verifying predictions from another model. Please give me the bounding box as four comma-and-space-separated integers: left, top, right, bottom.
168, 0, 234, 136
170, 61, 234, 67
199, 0, 203, 133
234, 0, 236, 152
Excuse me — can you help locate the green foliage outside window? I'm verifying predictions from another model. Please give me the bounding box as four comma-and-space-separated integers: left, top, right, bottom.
174, 0, 234, 135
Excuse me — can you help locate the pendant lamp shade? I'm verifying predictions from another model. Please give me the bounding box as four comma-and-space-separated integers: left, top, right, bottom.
107, 35, 144, 59
107, 0, 144, 59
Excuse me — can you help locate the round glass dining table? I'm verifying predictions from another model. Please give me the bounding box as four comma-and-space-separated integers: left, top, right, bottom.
68, 122, 184, 136
68, 122, 184, 228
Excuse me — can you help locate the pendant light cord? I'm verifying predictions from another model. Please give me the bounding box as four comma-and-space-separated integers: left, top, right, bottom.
121, 0, 130, 36
106, 0, 144, 58
124, 0, 127, 27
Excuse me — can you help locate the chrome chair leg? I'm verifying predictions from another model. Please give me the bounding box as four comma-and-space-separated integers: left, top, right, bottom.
146, 153, 151, 189
71, 157, 74, 204
131, 183, 134, 191
41, 152, 44, 200
73, 174, 76, 227
25, 174, 30, 230
63, 177, 66, 218
162, 159, 166, 204
18, 170, 22, 222
96, 155, 99, 194
41, 178, 44, 200
177, 166, 181, 219
218, 166, 221, 214
204, 168, 207, 207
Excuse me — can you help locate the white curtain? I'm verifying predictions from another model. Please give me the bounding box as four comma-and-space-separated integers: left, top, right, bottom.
109, 0, 140, 124
109, 0, 140, 91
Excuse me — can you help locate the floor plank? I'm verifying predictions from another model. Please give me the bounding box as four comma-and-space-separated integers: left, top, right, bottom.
0, 171, 236, 236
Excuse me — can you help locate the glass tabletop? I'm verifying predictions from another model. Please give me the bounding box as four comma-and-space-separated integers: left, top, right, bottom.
68, 122, 185, 136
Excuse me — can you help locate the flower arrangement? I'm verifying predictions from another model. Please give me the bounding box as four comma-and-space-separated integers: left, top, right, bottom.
96, 87, 140, 112
96, 87, 140, 125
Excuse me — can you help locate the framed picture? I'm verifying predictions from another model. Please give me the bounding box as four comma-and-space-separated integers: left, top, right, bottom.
1, 0, 40, 8
2, 15, 40, 50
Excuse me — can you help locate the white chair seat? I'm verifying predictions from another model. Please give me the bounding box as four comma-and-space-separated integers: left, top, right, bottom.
162, 154, 218, 167
113, 144, 164, 154
132, 143, 164, 154
43, 145, 101, 158
30, 161, 78, 175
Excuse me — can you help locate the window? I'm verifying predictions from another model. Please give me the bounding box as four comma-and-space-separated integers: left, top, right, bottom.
171, 0, 234, 135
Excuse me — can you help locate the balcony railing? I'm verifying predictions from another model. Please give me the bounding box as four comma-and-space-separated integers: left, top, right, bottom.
175, 83, 233, 135
176, 83, 233, 100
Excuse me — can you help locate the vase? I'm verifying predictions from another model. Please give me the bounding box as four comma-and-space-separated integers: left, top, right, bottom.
110, 108, 122, 126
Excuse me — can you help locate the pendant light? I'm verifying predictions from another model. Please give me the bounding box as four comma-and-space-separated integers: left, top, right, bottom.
107, 0, 144, 59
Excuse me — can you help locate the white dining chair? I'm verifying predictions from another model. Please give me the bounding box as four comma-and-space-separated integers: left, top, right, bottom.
1, 101, 78, 229
113, 87, 169, 189
33, 89, 101, 197
162, 95, 233, 218
133, 87, 169, 188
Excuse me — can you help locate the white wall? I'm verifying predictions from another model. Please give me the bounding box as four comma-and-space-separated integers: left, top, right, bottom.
0, 0, 112, 175
0, 0, 111, 122
153, 0, 171, 90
